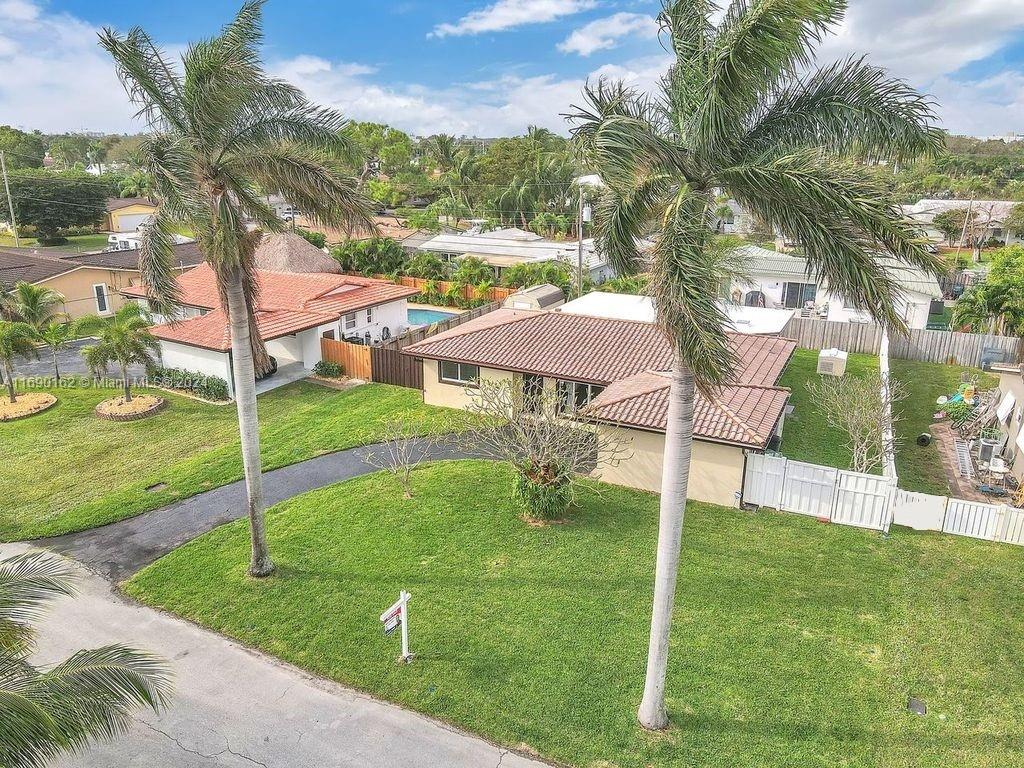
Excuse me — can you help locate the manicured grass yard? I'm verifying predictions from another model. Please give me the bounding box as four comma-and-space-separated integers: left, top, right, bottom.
778, 349, 997, 495
0, 233, 112, 252
0, 380, 453, 540
126, 461, 1024, 768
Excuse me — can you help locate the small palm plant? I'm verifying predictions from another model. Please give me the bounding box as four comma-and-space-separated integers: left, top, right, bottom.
10, 282, 65, 330
0, 551, 171, 768
35, 322, 74, 384
0, 321, 37, 403
77, 303, 159, 402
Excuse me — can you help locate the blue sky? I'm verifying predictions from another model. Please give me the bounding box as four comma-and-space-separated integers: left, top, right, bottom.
2, 0, 1024, 137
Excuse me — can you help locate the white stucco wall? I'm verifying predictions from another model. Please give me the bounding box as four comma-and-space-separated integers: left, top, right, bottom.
158, 341, 234, 397
341, 299, 409, 343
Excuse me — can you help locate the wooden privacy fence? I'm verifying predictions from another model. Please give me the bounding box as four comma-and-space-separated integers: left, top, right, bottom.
320, 337, 372, 380
347, 273, 514, 304
319, 302, 500, 388
780, 317, 1022, 367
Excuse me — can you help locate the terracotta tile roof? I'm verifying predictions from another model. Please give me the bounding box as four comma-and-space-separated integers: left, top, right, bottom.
402, 310, 796, 387
134, 263, 417, 351
584, 370, 791, 448
150, 308, 336, 351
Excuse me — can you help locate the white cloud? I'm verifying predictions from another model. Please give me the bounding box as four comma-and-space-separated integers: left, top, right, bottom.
927, 70, 1024, 137
0, 1, 139, 133
431, 0, 596, 38
558, 12, 659, 56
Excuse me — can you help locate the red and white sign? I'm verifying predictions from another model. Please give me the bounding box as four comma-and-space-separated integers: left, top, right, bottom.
380, 591, 412, 661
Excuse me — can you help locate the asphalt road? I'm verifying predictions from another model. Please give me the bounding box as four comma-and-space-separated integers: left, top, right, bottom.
4, 542, 547, 768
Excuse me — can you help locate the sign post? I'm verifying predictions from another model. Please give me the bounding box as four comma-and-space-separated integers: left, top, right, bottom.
380, 590, 413, 663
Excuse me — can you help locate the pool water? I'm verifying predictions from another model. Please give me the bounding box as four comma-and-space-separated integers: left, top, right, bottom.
408, 308, 456, 326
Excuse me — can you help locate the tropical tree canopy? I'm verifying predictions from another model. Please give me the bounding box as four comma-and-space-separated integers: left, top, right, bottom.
9, 282, 65, 329
0, 320, 38, 402
77, 303, 160, 400
952, 245, 1024, 334
0, 551, 171, 768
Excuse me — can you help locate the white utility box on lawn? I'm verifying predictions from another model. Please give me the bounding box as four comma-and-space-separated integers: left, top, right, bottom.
817, 348, 848, 376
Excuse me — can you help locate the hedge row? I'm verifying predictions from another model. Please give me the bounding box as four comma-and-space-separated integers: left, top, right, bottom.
149, 366, 231, 402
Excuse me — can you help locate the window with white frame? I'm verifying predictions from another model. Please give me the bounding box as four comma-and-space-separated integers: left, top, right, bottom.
555, 379, 605, 412
366, 307, 374, 324
439, 360, 479, 385
344, 312, 357, 331
92, 284, 109, 314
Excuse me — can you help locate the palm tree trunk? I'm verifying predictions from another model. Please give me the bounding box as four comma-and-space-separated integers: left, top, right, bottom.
637, 359, 695, 730
121, 365, 132, 402
225, 266, 274, 577
4, 360, 16, 403
52, 349, 60, 384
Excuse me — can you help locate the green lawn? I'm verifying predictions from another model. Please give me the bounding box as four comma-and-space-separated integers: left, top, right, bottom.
777, 349, 997, 494
0, 233, 112, 253
126, 461, 1024, 768
0, 380, 452, 540
890, 359, 998, 495
777, 348, 880, 468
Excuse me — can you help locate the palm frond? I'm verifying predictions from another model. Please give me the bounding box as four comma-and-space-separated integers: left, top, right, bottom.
138, 211, 184, 318
97, 26, 186, 132
745, 56, 944, 162
594, 175, 671, 275
0, 553, 75, 657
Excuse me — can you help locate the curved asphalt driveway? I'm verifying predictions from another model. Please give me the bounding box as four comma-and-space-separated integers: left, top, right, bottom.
39, 440, 485, 582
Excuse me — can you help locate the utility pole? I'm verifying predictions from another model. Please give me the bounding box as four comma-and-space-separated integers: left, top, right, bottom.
576, 185, 584, 299
0, 151, 19, 248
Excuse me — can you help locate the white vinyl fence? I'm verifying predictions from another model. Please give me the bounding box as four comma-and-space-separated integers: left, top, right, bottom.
744, 455, 1024, 546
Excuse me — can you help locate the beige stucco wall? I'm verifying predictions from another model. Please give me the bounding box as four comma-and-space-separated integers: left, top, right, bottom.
106, 203, 158, 232
596, 424, 747, 507
421, 359, 515, 408
39, 267, 139, 319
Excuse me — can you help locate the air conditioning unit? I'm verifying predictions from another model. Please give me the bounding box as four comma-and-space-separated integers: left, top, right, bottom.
817, 348, 848, 377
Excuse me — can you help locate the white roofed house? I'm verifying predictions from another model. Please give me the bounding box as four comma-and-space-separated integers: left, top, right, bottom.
726, 244, 942, 330
902, 199, 1024, 247
416, 227, 616, 283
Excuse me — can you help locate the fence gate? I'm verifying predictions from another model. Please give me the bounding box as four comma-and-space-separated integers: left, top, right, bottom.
743, 453, 787, 508
943, 499, 1002, 540
370, 346, 423, 389
1000, 507, 1024, 546
780, 461, 838, 518
831, 471, 894, 531
892, 489, 947, 531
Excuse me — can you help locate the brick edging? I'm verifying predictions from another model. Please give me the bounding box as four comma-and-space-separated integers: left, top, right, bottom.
95, 397, 168, 422
0, 394, 58, 422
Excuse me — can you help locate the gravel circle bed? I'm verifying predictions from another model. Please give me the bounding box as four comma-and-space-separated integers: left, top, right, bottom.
95, 394, 167, 421
0, 392, 58, 422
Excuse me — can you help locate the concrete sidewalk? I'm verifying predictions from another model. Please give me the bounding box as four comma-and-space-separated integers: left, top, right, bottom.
4, 542, 546, 768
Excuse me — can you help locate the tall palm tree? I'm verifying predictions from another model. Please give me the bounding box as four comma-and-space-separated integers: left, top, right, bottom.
423, 133, 460, 175
0, 321, 37, 403
570, 0, 944, 730
0, 551, 171, 768
99, 0, 375, 576
36, 321, 74, 384
119, 170, 155, 202
10, 282, 65, 329
77, 303, 160, 403
0, 284, 17, 320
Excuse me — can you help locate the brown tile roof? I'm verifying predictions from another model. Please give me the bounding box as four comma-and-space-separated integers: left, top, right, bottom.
151, 308, 335, 352
106, 197, 157, 212
584, 370, 791, 448
133, 263, 418, 351
60, 242, 204, 271
402, 310, 797, 387
0, 249, 75, 287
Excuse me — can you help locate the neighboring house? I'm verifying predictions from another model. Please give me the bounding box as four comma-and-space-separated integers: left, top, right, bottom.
0, 243, 204, 320
416, 227, 616, 283
104, 197, 158, 232
713, 199, 757, 235
503, 283, 565, 310
401, 309, 797, 506
727, 244, 942, 329
105, 231, 194, 251
122, 264, 418, 397
559, 291, 796, 335
902, 199, 1024, 246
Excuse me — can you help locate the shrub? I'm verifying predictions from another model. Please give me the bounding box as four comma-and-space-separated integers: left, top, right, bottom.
512, 463, 572, 521
312, 359, 343, 378
149, 366, 230, 401
404, 252, 449, 280
331, 237, 405, 275
296, 228, 327, 249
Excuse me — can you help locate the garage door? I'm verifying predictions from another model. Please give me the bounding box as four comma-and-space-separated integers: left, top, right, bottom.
116, 213, 153, 232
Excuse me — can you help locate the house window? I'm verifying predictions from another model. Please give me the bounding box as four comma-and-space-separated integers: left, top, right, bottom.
782, 282, 816, 309
322, 328, 336, 340
439, 360, 479, 385
523, 373, 544, 413
93, 284, 109, 313
344, 312, 357, 331
556, 380, 605, 412
366, 307, 374, 324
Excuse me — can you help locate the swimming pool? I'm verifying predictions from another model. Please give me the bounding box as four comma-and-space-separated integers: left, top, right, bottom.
407, 307, 456, 326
